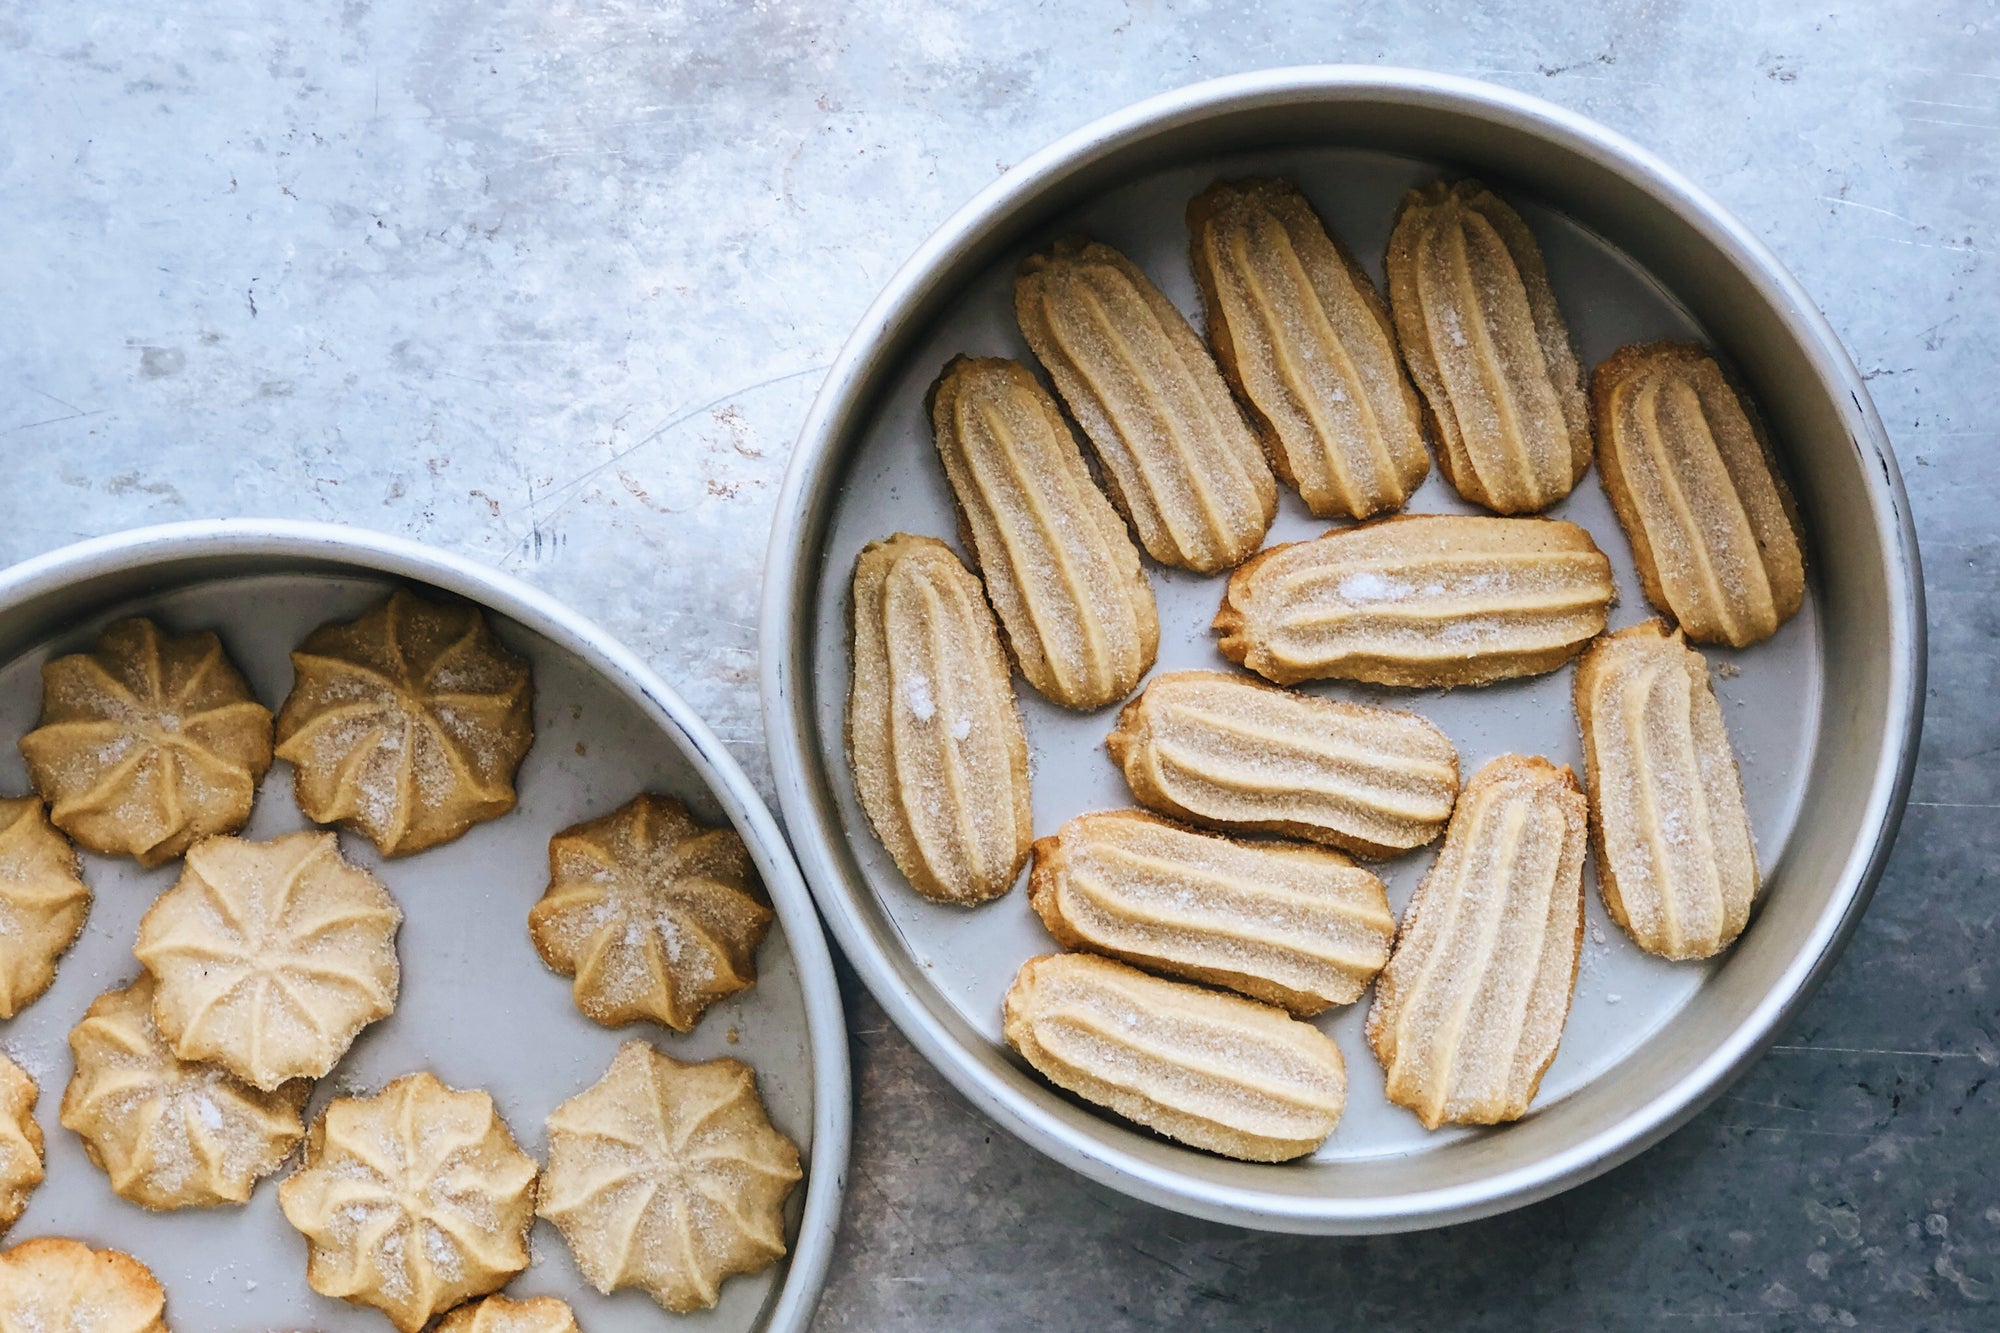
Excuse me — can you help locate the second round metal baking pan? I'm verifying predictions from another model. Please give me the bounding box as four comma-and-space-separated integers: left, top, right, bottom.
0, 519, 849, 1329
760, 67, 1924, 1233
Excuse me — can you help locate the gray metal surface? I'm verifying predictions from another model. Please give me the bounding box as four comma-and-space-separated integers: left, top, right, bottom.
2, 0, 1994, 1323
761, 70, 1921, 1232
0, 523, 848, 1331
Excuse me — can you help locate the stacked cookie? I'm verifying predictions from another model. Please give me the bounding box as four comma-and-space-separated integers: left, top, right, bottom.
0, 590, 800, 1326
847, 174, 1804, 1161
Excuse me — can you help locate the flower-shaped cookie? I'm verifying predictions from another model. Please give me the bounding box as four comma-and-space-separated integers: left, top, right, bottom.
19, 617, 272, 867
275, 589, 534, 857
0, 1057, 43, 1236
435, 1296, 581, 1333
133, 831, 401, 1090
61, 976, 308, 1210
277, 1072, 538, 1333
0, 1237, 167, 1333
540, 1041, 801, 1312
529, 793, 773, 1033
0, 798, 89, 1018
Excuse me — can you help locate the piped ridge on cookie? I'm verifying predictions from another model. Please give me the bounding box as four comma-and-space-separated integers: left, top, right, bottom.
929, 355, 1159, 709
1215, 515, 1615, 688
1575, 620, 1759, 960
1188, 177, 1430, 519
1016, 238, 1276, 573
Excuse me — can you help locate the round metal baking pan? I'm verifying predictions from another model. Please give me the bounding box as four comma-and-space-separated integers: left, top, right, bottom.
0, 519, 849, 1329
760, 67, 1924, 1233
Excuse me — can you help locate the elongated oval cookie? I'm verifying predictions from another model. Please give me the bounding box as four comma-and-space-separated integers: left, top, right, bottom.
929, 356, 1159, 709
1002, 952, 1345, 1161
1575, 620, 1759, 959
1365, 754, 1587, 1130
1385, 180, 1591, 513
1188, 178, 1431, 519
1215, 515, 1615, 688
1106, 670, 1457, 857
1016, 238, 1276, 572
1029, 810, 1394, 1015
847, 535, 1032, 905
1592, 342, 1805, 647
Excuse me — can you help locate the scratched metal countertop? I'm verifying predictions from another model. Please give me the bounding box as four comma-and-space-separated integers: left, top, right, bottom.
3, 3, 1995, 1328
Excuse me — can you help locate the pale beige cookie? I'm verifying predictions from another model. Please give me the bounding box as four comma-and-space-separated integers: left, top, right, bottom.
1105, 669, 1458, 857
1215, 514, 1615, 688
1003, 952, 1345, 1161
435, 1295, 581, 1333
1029, 810, 1395, 1016
0, 1237, 167, 1333
1385, 180, 1591, 514
1189, 177, 1431, 519
0, 1058, 42, 1236
847, 535, 1032, 905
540, 1040, 801, 1314
1016, 237, 1276, 572
134, 831, 401, 1090
1592, 342, 1806, 647
61, 975, 308, 1210
275, 588, 534, 857
1576, 620, 1759, 959
929, 355, 1159, 709
530, 792, 773, 1032
0, 799, 89, 1018
1366, 755, 1588, 1129
277, 1072, 537, 1333
19, 617, 272, 867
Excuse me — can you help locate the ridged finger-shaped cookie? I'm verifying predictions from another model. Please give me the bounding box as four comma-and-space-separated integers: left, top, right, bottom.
847, 535, 1032, 905
1366, 755, 1587, 1129
1385, 180, 1591, 513
1016, 238, 1276, 572
1002, 952, 1346, 1161
19, 617, 272, 867
434, 1295, 581, 1333
0, 1058, 41, 1237
929, 356, 1159, 708
0, 799, 90, 1019
1576, 621, 1758, 959
1188, 178, 1431, 519
1029, 810, 1394, 1015
1592, 343, 1805, 647
1106, 670, 1457, 857
0, 1238, 167, 1333
1216, 515, 1614, 688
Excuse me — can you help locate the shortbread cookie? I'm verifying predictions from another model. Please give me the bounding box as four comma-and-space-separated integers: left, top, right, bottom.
278, 1072, 537, 1333
0, 799, 89, 1018
0, 1058, 42, 1236
1106, 670, 1458, 857
530, 793, 773, 1032
1592, 342, 1806, 647
1576, 621, 1759, 959
62, 975, 308, 1210
1366, 755, 1587, 1129
134, 831, 401, 1090
1029, 810, 1395, 1015
847, 535, 1032, 905
1004, 953, 1345, 1161
929, 355, 1159, 709
1216, 515, 1615, 688
275, 588, 534, 857
435, 1296, 581, 1333
1188, 177, 1431, 519
540, 1041, 801, 1313
0, 1238, 167, 1333
1016, 238, 1276, 572
1385, 180, 1591, 514
20, 617, 272, 867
